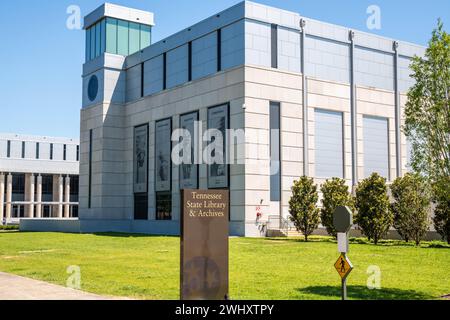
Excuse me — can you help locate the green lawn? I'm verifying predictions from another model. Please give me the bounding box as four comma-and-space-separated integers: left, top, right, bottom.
0, 232, 449, 300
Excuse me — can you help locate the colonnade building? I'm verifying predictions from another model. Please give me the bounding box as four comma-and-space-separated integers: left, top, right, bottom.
0, 133, 79, 224
24, 1, 424, 236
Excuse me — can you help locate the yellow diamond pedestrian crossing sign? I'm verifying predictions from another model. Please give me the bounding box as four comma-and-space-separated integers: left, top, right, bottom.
334, 254, 353, 280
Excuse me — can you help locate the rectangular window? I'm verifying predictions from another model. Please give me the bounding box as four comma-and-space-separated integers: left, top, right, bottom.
90, 26, 96, 60
63, 144, 67, 161
70, 176, 79, 196
156, 193, 172, 220
140, 24, 151, 50
134, 194, 148, 220
117, 20, 129, 56
129, 22, 140, 55
134, 124, 149, 193
36, 142, 40, 159
7, 140, 11, 158
207, 104, 229, 189
50, 143, 54, 160
155, 119, 172, 192
270, 102, 281, 201
271, 24, 278, 68
21, 141, 25, 159
106, 18, 118, 54
95, 22, 101, 57
179, 112, 199, 190
12, 174, 25, 194
363, 116, 390, 179
163, 52, 167, 90
76, 145, 80, 162
188, 41, 192, 82
100, 19, 106, 54
88, 130, 93, 209
217, 29, 222, 72
86, 27, 91, 61
41, 175, 53, 195
155, 118, 172, 221
315, 109, 344, 178
69, 176, 79, 208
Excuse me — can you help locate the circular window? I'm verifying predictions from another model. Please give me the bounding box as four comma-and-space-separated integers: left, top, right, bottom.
87, 75, 99, 102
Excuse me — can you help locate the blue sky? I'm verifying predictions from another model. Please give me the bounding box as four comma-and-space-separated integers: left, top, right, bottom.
0, 0, 449, 138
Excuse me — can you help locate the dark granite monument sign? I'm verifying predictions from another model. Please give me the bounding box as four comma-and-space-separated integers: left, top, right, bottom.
180, 189, 229, 300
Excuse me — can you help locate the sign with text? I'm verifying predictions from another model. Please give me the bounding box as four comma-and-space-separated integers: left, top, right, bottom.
181, 189, 229, 300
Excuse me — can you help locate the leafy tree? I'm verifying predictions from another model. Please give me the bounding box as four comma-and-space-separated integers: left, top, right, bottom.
289, 176, 320, 242
404, 21, 450, 227
432, 177, 450, 244
390, 173, 431, 245
354, 173, 392, 245
320, 178, 354, 238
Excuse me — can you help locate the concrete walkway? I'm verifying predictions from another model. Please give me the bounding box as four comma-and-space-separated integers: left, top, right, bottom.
0, 272, 120, 300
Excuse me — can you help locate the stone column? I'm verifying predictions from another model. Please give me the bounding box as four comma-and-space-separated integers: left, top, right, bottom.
0, 173, 4, 224
25, 174, 35, 218
58, 175, 64, 218
5, 174, 12, 221
64, 176, 71, 218
35, 175, 42, 218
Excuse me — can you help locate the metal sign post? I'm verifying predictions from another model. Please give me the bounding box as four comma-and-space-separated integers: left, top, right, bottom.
342, 277, 347, 300
333, 206, 353, 300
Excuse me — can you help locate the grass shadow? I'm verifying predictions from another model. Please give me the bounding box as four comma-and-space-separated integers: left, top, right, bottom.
297, 285, 436, 300
348, 238, 450, 249
427, 242, 450, 249
263, 236, 450, 249
92, 232, 179, 239
263, 237, 336, 244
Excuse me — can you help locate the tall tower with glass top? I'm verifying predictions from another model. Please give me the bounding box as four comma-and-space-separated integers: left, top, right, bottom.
80, 4, 154, 223
82, 3, 154, 108
84, 5, 153, 62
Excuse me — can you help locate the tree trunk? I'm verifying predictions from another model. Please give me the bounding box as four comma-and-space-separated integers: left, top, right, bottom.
304, 233, 308, 242
374, 236, 378, 245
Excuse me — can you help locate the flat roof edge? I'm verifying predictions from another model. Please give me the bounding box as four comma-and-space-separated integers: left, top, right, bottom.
84, 3, 155, 30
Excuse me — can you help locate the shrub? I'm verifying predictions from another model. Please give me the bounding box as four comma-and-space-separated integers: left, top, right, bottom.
432, 177, 450, 244
354, 173, 392, 245
390, 173, 431, 245
289, 176, 320, 242
0, 225, 19, 231
320, 178, 354, 238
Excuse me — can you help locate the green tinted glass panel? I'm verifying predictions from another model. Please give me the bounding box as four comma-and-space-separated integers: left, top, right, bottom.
90, 27, 95, 60
95, 22, 101, 57
106, 18, 117, 54
117, 20, 129, 56
129, 22, 140, 55
140, 25, 151, 49
100, 19, 106, 54
86, 28, 91, 61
